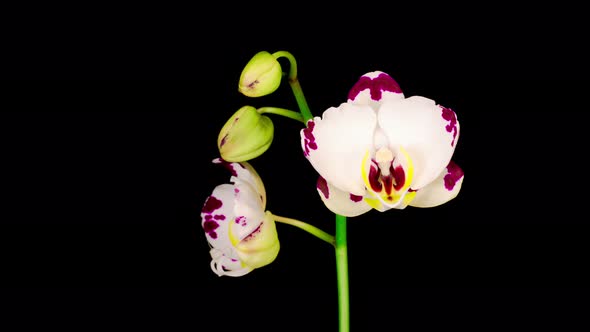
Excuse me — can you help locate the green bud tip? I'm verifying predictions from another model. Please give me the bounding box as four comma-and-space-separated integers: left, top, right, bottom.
218, 105, 274, 162
238, 51, 282, 97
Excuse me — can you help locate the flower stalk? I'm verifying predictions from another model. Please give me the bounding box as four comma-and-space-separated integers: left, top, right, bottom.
271, 213, 334, 246
272, 51, 314, 122
281, 51, 350, 332
257, 107, 304, 123
335, 214, 349, 332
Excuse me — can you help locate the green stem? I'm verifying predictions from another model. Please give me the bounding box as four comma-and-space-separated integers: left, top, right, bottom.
335, 214, 349, 332
272, 51, 314, 123
271, 212, 334, 246
272, 51, 349, 331
257, 107, 304, 123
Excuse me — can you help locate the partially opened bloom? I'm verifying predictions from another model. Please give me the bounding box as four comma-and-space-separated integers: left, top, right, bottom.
301, 71, 464, 217
201, 158, 279, 276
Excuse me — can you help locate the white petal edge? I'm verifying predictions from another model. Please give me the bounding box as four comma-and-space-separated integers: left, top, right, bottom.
302, 102, 376, 196
317, 176, 372, 217
210, 248, 252, 277
232, 176, 266, 242
213, 158, 266, 208
410, 160, 464, 208
201, 184, 235, 250
378, 96, 459, 190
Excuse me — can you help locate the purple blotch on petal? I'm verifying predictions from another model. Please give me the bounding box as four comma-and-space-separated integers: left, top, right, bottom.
368, 162, 382, 192
441, 106, 458, 147
348, 72, 402, 101
302, 120, 318, 157
202, 196, 223, 214
349, 194, 363, 202
242, 223, 262, 242
235, 216, 247, 226
443, 160, 464, 190
216, 159, 238, 176
391, 165, 406, 191
316, 176, 329, 199
203, 220, 219, 239
213, 214, 226, 220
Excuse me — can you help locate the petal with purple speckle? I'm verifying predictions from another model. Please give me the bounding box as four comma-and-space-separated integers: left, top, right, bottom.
316, 176, 372, 217
378, 96, 459, 190
231, 175, 266, 242
347, 71, 404, 111
410, 160, 464, 208
213, 158, 266, 208
201, 184, 235, 250
300, 102, 376, 196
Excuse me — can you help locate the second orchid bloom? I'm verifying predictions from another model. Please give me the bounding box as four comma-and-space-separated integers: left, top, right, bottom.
201, 158, 279, 276
301, 71, 464, 217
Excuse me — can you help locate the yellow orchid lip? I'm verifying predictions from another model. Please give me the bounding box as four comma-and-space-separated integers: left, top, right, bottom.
361, 146, 415, 208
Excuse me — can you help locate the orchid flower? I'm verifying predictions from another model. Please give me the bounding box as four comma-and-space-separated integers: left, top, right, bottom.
201, 158, 279, 277
301, 71, 464, 217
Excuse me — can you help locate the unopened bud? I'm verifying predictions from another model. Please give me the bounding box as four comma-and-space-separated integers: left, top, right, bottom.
218, 105, 274, 162
238, 51, 282, 97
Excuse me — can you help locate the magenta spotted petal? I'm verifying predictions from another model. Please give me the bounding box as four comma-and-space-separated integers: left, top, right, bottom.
302, 71, 463, 216
201, 159, 279, 277
378, 96, 460, 190
348, 71, 404, 110
410, 160, 464, 208
300, 102, 376, 197
316, 176, 372, 217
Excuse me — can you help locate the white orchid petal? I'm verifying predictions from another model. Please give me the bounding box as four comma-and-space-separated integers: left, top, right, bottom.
219, 266, 253, 277
213, 158, 266, 208
209, 248, 251, 277
316, 176, 372, 217
410, 160, 464, 208
378, 96, 459, 189
201, 184, 235, 250
347, 71, 405, 111
301, 103, 376, 196
231, 177, 266, 242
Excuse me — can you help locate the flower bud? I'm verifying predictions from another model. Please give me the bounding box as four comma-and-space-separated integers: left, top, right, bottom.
238, 51, 282, 97
218, 105, 274, 162
232, 211, 280, 269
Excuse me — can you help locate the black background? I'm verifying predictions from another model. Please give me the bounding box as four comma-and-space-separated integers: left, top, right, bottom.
2, 4, 590, 331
